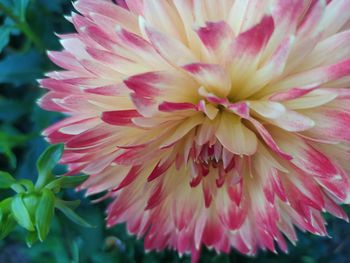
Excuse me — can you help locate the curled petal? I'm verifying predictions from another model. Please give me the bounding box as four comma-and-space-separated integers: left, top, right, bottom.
216, 112, 258, 155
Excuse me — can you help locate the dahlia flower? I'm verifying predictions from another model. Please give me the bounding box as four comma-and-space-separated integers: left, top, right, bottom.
39, 0, 350, 261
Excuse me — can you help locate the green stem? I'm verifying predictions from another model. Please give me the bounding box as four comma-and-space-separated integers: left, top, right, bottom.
0, 2, 44, 51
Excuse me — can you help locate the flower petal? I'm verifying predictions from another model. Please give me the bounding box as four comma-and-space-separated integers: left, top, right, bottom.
102, 110, 141, 126
142, 19, 197, 66
249, 101, 286, 119
304, 108, 350, 142
272, 132, 340, 179
161, 114, 204, 148
216, 112, 258, 155
183, 63, 231, 97
269, 110, 315, 132
282, 89, 338, 110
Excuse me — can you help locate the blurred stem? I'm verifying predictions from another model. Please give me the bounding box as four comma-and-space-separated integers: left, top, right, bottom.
57, 213, 75, 262
0, 3, 44, 52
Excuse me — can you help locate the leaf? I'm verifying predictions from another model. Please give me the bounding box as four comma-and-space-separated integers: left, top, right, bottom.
0, 171, 15, 188
0, 214, 16, 239
0, 0, 30, 22
0, 26, 11, 53
18, 179, 35, 192
0, 198, 16, 239
22, 193, 40, 220
26, 231, 38, 247
0, 197, 13, 213
4, 17, 20, 35
0, 0, 12, 7
60, 175, 89, 188
10, 183, 25, 193
46, 175, 89, 190
11, 194, 35, 231
14, 0, 30, 21
0, 50, 43, 86
2, 147, 16, 168
72, 241, 80, 263
55, 199, 94, 228
0, 127, 29, 168
35, 144, 64, 189
35, 188, 55, 241
53, 199, 80, 210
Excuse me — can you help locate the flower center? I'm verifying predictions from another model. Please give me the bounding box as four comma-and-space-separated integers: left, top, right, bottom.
190, 142, 237, 186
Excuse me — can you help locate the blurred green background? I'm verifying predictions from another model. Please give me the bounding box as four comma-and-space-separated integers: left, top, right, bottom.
0, 0, 350, 262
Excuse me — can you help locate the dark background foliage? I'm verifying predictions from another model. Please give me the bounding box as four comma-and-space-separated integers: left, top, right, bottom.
0, 0, 350, 262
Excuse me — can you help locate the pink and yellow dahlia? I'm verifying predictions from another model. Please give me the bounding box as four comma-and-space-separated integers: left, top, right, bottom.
39, 0, 350, 260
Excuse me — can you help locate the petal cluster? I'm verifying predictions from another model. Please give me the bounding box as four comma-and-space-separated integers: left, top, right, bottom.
40, 0, 350, 261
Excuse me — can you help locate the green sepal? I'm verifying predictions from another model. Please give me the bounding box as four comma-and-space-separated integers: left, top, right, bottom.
55, 199, 93, 228
35, 144, 64, 189
0, 214, 16, 240
18, 179, 34, 192
55, 199, 81, 210
0, 171, 15, 189
22, 193, 40, 222
0, 197, 13, 214
35, 188, 55, 241
46, 174, 88, 190
11, 194, 35, 231
26, 231, 38, 248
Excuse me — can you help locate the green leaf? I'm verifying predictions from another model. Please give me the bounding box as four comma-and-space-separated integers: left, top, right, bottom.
11, 194, 35, 231
0, 50, 43, 86
2, 147, 17, 168
0, 0, 12, 7
54, 199, 80, 210
26, 231, 38, 247
0, 128, 29, 169
0, 0, 30, 22
55, 200, 94, 228
72, 241, 80, 263
10, 183, 25, 193
14, 0, 30, 21
0, 214, 16, 239
0, 26, 11, 53
36, 144, 64, 189
23, 193, 40, 221
0, 171, 15, 188
46, 174, 89, 190
3, 17, 20, 35
35, 188, 55, 241
0, 198, 16, 239
0, 197, 13, 213
18, 179, 35, 192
